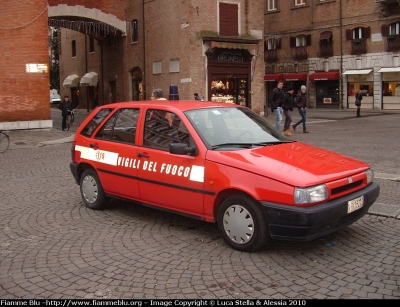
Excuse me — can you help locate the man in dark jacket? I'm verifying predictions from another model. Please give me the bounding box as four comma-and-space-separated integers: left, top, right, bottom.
292, 85, 309, 133
270, 80, 284, 131
59, 95, 73, 131
283, 86, 294, 136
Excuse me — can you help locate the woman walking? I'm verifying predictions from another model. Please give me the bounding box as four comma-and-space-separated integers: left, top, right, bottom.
292, 85, 309, 133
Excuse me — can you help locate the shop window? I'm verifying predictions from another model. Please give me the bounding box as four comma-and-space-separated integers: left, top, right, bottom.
131, 19, 138, 43
290, 35, 310, 60
266, 0, 277, 11
319, 31, 333, 57
346, 27, 370, 55
71, 40, 76, 57
382, 23, 400, 51
89, 37, 95, 53
219, 2, 238, 36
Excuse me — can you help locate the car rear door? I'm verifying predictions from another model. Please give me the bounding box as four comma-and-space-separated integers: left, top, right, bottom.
90, 107, 141, 200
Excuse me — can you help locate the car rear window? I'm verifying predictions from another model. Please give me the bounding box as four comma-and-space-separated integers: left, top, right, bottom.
95, 108, 139, 144
80, 108, 113, 137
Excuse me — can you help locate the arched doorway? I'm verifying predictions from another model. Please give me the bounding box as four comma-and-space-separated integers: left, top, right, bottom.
131, 67, 143, 101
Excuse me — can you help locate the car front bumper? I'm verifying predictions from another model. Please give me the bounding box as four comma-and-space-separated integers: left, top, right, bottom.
261, 182, 380, 242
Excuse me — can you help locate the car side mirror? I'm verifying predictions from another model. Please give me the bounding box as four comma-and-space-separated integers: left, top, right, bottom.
169, 142, 197, 156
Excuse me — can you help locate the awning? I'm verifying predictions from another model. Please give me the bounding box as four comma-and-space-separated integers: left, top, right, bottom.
343, 69, 372, 75
62, 74, 79, 88
378, 67, 400, 73
264, 73, 283, 81
309, 72, 339, 81
210, 41, 257, 50
80, 72, 98, 86
283, 73, 307, 81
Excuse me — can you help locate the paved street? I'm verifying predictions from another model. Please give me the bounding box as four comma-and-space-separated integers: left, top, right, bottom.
0, 107, 399, 299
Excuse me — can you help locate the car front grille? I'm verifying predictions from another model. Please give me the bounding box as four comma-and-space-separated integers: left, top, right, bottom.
331, 179, 363, 196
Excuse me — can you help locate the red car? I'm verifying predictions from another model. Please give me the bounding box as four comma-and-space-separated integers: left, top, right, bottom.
70, 101, 380, 252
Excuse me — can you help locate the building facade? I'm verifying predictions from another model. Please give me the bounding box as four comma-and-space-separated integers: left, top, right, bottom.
2, 0, 400, 130
57, 0, 266, 116
264, 0, 400, 110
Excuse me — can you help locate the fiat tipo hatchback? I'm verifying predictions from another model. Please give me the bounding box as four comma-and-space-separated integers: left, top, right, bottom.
70, 101, 380, 252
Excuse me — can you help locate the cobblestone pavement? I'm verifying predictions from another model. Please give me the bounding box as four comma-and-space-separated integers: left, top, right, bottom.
0, 108, 399, 299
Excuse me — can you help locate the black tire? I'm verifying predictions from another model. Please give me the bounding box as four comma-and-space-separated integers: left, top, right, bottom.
218, 194, 270, 252
80, 169, 108, 210
0, 132, 10, 153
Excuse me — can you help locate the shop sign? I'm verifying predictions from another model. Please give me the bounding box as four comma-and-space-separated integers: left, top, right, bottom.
212, 49, 249, 63
347, 74, 373, 82
323, 98, 332, 104
382, 72, 400, 81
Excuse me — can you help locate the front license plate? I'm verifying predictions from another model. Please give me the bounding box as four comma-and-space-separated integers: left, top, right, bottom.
347, 195, 364, 214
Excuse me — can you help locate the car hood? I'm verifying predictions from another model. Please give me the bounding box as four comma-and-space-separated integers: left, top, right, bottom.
205, 142, 370, 186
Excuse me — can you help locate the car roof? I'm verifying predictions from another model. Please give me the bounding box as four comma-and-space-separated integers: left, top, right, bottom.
98, 100, 244, 112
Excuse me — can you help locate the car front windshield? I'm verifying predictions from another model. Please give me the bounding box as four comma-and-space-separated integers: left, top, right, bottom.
185, 107, 291, 149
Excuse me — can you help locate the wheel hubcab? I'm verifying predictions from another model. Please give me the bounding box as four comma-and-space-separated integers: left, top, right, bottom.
82, 175, 98, 204
223, 205, 254, 244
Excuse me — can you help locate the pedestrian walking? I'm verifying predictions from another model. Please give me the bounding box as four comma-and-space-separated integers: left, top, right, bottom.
355, 90, 363, 117
292, 85, 309, 133
59, 95, 73, 131
283, 86, 294, 136
270, 80, 285, 131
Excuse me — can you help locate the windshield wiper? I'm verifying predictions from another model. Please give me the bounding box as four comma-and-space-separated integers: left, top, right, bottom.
255, 141, 294, 145
211, 140, 294, 149
211, 143, 254, 149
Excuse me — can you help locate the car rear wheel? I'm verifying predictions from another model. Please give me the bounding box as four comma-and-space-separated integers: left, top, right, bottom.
218, 194, 270, 252
80, 169, 108, 210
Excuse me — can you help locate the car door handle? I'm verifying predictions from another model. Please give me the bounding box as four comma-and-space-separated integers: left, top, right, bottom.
137, 152, 149, 158
90, 143, 99, 150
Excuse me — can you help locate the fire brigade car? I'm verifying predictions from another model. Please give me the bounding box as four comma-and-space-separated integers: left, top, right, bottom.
70, 100, 380, 252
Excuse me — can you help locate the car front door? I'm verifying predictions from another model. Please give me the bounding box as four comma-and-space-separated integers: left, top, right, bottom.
136, 108, 205, 216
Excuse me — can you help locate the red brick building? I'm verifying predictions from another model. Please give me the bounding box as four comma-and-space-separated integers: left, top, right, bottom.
0, 0, 51, 129
264, 0, 400, 110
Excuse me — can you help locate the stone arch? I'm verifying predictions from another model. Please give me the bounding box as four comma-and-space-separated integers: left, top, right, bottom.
48, 4, 126, 36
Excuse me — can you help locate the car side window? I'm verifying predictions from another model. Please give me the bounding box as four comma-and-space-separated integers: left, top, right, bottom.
95, 108, 139, 144
80, 108, 114, 137
143, 109, 190, 150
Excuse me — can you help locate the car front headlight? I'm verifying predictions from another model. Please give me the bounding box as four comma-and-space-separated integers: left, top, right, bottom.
294, 184, 328, 204
365, 169, 374, 184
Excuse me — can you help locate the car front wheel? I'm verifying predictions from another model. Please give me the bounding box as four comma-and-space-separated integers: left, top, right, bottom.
80, 169, 108, 210
218, 194, 270, 252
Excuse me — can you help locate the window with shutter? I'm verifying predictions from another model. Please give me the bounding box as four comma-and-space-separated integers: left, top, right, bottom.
389, 23, 400, 35
72, 40, 76, 57
219, 2, 238, 36
267, 0, 277, 11
295, 0, 306, 6
296, 35, 307, 47
131, 20, 139, 43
